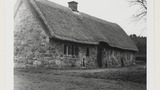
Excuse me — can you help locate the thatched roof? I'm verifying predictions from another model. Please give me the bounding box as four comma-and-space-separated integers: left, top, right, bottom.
20, 0, 138, 51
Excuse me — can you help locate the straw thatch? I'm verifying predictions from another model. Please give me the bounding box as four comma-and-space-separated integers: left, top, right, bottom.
27, 0, 138, 51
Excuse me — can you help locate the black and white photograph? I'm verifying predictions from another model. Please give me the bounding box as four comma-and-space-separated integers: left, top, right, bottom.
6, 0, 150, 90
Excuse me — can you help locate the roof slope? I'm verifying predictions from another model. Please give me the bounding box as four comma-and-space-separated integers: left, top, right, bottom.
28, 0, 138, 51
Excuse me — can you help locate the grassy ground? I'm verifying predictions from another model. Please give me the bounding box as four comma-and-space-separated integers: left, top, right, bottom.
14, 65, 146, 90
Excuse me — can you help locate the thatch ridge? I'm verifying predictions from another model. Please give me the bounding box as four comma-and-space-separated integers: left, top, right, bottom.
29, 0, 138, 51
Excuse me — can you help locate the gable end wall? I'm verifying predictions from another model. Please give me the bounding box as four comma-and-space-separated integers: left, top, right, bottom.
14, 1, 50, 68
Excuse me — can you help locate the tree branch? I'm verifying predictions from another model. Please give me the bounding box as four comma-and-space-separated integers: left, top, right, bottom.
128, 0, 147, 22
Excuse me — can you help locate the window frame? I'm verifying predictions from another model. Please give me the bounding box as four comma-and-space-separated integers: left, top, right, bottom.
64, 44, 79, 56
86, 47, 89, 56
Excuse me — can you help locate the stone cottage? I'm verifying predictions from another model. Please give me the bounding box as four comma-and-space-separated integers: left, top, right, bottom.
14, 0, 138, 68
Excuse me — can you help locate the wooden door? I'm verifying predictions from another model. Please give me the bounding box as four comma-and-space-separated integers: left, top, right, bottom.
97, 46, 102, 68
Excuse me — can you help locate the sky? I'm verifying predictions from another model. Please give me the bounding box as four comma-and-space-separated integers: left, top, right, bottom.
12, 0, 147, 36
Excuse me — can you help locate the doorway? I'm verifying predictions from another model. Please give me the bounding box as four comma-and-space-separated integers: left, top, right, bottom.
82, 58, 85, 67
97, 45, 102, 68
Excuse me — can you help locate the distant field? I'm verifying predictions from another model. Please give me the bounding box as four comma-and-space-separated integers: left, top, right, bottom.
14, 64, 146, 90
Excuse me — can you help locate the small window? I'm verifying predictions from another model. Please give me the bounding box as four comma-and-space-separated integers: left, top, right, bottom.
72, 46, 74, 55
64, 45, 67, 54
68, 45, 71, 55
64, 44, 79, 56
75, 46, 79, 56
86, 47, 89, 56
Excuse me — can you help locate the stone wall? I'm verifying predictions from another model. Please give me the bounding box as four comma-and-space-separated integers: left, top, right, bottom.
101, 48, 135, 68
14, 1, 50, 68
43, 39, 97, 68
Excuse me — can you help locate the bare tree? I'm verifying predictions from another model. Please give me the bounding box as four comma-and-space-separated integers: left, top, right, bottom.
128, 0, 147, 22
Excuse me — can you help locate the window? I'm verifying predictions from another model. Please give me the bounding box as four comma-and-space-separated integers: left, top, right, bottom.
72, 46, 74, 55
64, 45, 67, 54
64, 44, 78, 56
68, 45, 72, 55
75, 46, 79, 56
86, 47, 89, 56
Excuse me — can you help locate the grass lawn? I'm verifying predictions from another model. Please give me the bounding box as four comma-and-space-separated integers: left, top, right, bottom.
75, 66, 146, 84
14, 65, 146, 90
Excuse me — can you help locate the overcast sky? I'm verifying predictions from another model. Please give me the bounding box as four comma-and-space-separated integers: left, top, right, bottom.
12, 0, 147, 36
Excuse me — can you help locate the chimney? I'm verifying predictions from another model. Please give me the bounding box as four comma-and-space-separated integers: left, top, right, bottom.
68, 1, 78, 12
